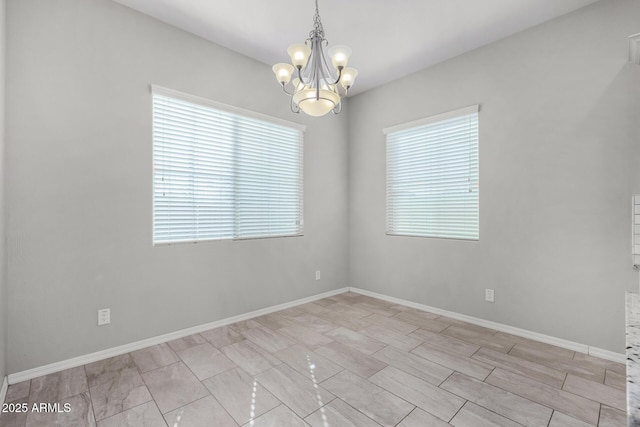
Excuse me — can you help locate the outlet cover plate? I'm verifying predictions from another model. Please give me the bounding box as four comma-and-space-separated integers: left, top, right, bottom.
485, 289, 495, 303
98, 308, 110, 326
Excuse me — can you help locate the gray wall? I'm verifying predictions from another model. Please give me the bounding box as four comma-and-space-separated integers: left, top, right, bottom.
0, 0, 6, 382
349, 0, 640, 353
6, 0, 349, 373
5, 0, 640, 374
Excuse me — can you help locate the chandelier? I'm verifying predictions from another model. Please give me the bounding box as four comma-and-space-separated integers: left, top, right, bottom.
272, 0, 358, 117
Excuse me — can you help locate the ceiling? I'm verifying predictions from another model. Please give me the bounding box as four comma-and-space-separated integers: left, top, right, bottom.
113, 0, 599, 95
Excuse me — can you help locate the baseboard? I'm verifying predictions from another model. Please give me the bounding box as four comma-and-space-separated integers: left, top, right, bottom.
0, 376, 7, 404
588, 346, 626, 363
8, 285, 625, 384
7, 287, 349, 384
348, 287, 626, 364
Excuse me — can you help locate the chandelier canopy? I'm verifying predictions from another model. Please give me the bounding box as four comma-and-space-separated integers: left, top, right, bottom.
272, 0, 358, 117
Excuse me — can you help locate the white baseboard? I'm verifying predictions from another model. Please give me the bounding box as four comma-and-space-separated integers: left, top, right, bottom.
0, 376, 7, 404
8, 285, 625, 384
7, 287, 348, 385
588, 346, 626, 363
348, 287, 626, 364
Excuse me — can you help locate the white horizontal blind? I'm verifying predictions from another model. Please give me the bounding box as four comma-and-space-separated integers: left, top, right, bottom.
153, 92, 303, 244
386, 107, 479, 240
234, 116, 303, 239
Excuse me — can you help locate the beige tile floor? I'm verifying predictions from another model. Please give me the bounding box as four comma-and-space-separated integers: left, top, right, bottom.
0, 292, 627, 426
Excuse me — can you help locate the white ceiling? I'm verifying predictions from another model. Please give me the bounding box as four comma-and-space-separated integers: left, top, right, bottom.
113, 0, 599, 95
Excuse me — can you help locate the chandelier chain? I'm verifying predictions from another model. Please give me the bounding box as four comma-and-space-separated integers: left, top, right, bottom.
310, 0, 325, 39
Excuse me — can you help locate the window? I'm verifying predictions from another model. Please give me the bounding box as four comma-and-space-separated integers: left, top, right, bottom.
152, 86, 304, 244
385, 105, 479, 240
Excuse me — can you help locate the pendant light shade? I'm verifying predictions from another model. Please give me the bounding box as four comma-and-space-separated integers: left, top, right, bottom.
293, 88, 340, 116
287, 44, 312, 68
272, 63, 295, 85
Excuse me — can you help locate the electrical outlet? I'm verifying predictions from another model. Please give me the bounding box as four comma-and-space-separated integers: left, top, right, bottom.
315, 270, 321, 280
98, 308, 110, 326
485, 289, 495, 303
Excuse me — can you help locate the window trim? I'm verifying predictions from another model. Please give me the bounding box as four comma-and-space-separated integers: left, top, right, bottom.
385, 104, 480, 241
383, 104, 478, 135
150, 85, 306, 132
151, 85, 306, 246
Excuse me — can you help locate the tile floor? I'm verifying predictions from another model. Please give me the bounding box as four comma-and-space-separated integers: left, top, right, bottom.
0, 292, 627, 426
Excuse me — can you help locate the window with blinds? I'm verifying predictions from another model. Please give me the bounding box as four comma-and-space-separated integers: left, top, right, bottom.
385, 105, 479, 240
152, 87, 304, 244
